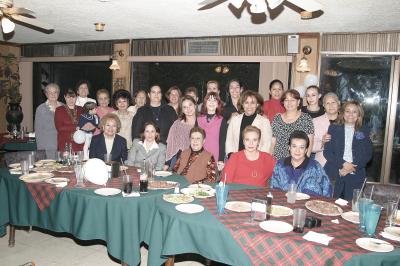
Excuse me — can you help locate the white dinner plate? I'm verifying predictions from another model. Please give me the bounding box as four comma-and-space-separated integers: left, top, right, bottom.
381, 232, 400, 242
285, 192, 310, 200
270, 205, 294, 217
36, 159, 56, 164
45, 177, 70, 185
94, 188, 121, 196
384, 227, 400, 239
188, 184, 213, 190
225, 201, 252, 212
8, 163, 21, 168
259, 220, 293, 234
175, 204, 204, 214
180, 187, 215, 198
394, 212, 400, 226
154, 170, 172, 177
19, 173, 54, 183
341, 211, 360, 224
356, 238, 394, 252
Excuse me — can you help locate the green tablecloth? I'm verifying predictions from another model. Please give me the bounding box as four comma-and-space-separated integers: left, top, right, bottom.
2, 141, 37, 151
0, 169, 251, 265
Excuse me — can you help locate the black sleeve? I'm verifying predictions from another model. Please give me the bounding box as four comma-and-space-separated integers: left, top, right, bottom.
219, 118, 228, 161
131, 108, 143, 140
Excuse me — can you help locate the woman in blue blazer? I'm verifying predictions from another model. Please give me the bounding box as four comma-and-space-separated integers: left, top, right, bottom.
89, 113, 128, 162
323, 101, 372, 200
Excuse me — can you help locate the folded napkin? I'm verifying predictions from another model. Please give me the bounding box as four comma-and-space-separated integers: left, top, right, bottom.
122, 191, 140, 197
56, 182, 68, 188
28, 132, 35, 138
335, 198, 348, 206
303, 231, 334, 246
331, 219, 339, 224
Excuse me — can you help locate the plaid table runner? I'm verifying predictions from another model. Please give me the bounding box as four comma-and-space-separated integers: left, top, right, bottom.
22, 167, 140, 211
201, 188, 395, 266
0, 133, 30, 146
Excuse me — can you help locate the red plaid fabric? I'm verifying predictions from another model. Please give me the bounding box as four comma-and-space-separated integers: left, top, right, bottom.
23, 167, 139, 211
201, 188, 395, 266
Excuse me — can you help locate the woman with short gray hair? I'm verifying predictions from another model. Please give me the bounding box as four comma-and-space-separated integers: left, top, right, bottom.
34, 83, 63, 159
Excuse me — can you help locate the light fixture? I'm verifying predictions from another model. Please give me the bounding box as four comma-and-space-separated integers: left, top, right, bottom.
296, 45, 312, 73
300, 11, 312, 19
109, 49, 124, 71
214, 65, 230, 74
94, 22, 105, 31
1, 17, 15, 34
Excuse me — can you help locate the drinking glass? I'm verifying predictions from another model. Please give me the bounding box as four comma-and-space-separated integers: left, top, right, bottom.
215, 184, 229, 215
104, 153, 111, 163
146, 162, 154, 182
352, 189, 361, 212
365, 204, 382, 237
251, 198, 267, 222
139, 170, 148, 193
287, 183, 297, 204
111, 162, 120, 178
358, 198, 374, 232
28, 152, 36, 168
122, 175, 133, 194
74, 163, 85, 188
384, 201, 398, 227
20, 160, 29, 175
77, 151, 84, 162
293, 208, 307, 233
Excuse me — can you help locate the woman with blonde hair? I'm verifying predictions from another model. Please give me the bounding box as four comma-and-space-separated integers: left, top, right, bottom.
324, 101, 372, 200
89, 113, 127, 162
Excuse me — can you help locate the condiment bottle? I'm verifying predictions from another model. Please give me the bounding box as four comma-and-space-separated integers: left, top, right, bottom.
266, 192, 273, 220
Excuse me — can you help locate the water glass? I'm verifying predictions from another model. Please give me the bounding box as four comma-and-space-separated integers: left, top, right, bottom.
111, 162, 120, 178
28, 152, 36, 167
358, 198, 373, 232
104, 153, 111, 163
384, 201, 398, 227
293, 208, 307, 233
216, 184, 229, 215
122, 175, 133, 194
74, 163, 85, 188
20, 160, 29, 175
365, 204, 382, 237
287, 183, 297, 204
352, 189, 361, 212
251, 198, 267, 222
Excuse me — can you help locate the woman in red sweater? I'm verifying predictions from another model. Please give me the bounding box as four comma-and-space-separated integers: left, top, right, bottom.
263, 79, 285, 122
223, 125, 276, 187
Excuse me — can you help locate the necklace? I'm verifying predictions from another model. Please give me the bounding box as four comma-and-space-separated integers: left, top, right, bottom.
65, 105, 78, 125
151, 106, 161, 122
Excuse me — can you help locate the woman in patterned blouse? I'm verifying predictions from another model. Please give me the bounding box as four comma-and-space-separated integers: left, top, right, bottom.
173, 127, 216, 183
271, 89, 314, 160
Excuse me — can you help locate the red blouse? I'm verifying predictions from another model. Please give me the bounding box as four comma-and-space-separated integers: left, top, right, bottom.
54, 105, 84, 152
263, 98, 285, 123
223, 150, 276, 187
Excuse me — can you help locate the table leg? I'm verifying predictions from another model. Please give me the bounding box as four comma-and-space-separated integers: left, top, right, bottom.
8, 225, 15, 247
165, 256, 175, 266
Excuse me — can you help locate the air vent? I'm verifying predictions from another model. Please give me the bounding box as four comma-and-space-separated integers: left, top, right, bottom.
186, 39, 220, 55
54, 44, 75, 56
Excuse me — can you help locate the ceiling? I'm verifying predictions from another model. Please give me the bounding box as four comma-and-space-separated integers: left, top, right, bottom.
2, 0, 400, 44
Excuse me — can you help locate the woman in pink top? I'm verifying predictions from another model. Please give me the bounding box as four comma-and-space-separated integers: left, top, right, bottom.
312, 92, 340, 166
223, 126, 276, 187
263, 79, 285, 122
197, 92, 228, 163
166, 95, 197, 168
95, 89, 114, 135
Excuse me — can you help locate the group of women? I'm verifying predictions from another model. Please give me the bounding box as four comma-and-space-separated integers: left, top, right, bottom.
34, 79, 372, 200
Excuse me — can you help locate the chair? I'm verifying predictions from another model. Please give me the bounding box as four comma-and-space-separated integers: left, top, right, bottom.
4, 150, 46, 166
364, 182, 400, 205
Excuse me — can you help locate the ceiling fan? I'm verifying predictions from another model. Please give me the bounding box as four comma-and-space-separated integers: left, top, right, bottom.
199, 0, 323, 15
0, 0, 53, 34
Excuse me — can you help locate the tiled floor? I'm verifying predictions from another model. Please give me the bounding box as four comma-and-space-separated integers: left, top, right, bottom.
0, 226, 207, 266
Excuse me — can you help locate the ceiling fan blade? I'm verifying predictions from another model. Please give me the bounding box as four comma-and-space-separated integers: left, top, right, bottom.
199, 0, 221, 5
10, 14, 54, 30
287, 0, 322, 12
3, 7, 35, 16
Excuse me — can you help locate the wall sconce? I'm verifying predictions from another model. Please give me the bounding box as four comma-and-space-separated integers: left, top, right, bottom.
214, 65, 230, 74
296, 45, 312, 72
109, 50, 124, 71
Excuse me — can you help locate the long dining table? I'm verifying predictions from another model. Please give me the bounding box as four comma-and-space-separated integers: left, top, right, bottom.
0, 166, 399, 266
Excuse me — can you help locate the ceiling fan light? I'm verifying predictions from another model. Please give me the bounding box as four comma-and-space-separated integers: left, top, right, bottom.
228, 0, 245, 9
109, 59, 120, 71
300, 11, 312, 19
266, 0, 284, 9
1, 17, 15, 34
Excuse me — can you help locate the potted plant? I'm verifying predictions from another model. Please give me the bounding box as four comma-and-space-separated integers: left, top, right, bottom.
0, 53, 23, 132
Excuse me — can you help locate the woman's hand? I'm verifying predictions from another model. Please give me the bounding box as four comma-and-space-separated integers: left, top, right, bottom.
81, 122, 96, 131
163, 165, 169, 171
322, 133, 331, 143
343, 162, 357, 172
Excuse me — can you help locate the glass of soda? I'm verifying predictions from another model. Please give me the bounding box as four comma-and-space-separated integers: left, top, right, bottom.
122, 175, 133, 194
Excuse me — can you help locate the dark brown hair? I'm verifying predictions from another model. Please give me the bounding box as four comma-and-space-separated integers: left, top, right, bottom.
179, 95, 197, 121
190, 126, 206, 139
281, 89, 302, 110
200, 92, 224, 117
238, 90, 264, 115
140, 121, 161, 143
165, 86, 182, 101
337, 101, 365, 131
